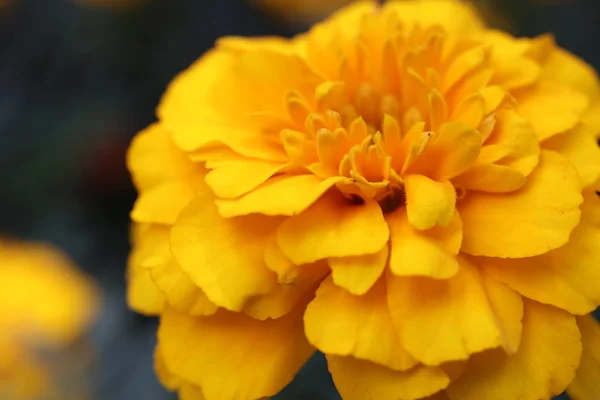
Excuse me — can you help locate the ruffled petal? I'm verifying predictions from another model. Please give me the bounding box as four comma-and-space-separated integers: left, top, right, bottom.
131, 181, 199, 225
446, 300, 581, 400
404, 175, 456, 230
517, 81, 589, 141
327, 355, 450, 400
479, 186, 600, 315
158, 45, 320, 159
216, 175, 344, 217
147, 256, 218, 317
243, 261, 328, 320
460, 150, 582, 258
543, 123, 600, 189
126, 224, 166, 315
305, 277, 416, 371
205, 159, 292, 199
387, 208, 461, 279
329, 245, 389, 296
127, 123, 196, 192
158, 304, 313, 400
276, 191, 389, 265
171, 189, 280, 312
387, 258, 521, 365
567, 315, 600, 400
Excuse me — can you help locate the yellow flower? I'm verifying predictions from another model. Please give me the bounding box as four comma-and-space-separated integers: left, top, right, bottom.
0, 239, 98, 399
127, 1, 600, 399
252, 0, 353, 21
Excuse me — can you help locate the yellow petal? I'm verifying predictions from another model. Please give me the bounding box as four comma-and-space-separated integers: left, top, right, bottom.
147, 257, 218, 317
127, 225, 166, 315
216, 175, 344, 217
540, 46, 600, 102
518, 81, 589, 141
449, 93, 485, 130
276, 191, 389, 265
305, 277, 416, 371
452, 163, 526, 193
127, 123, 196, 192
459, 150, 582, 257
159, 304, 314, 400
479, 270, 524, 354
243, 261, 328, 320
171, 190, 279, 312
405, 175, 456, 230
543, 123, 600, 189
180, 384, 206, 400
263, 232, 299, 284
567, 315, 600, 400
329, 245, 389, 296
387, 208, 461, 280
159, 46, 320, 159
479, 187, 600, 315
387, 258, 519, 366
447, 300, 581, 400
131, 181, 198, 225
484, 110, 541, 177
205, 160, 289, 199
327, 355, 450, 400
412, 122, 482, 180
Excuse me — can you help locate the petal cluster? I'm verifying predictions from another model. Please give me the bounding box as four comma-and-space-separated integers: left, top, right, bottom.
127, 1, 600, 399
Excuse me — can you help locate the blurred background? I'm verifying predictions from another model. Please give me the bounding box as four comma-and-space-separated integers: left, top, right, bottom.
0, 0, 599, 399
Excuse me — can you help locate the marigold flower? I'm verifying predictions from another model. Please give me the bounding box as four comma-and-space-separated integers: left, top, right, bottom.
127, 1, 600, 399
253, 0, 353, 21
0, 239, 98, 399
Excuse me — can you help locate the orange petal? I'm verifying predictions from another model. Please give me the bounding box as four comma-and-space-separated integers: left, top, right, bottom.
305, 277, 416, 371
147, 257, 218, 317
171, 189, 279, 312
478, 187, 600, 315
517, 81, 589, 141
327, 355, 450, 400
404, 175, 456, 230
543, 123, 600, 189
387, 208, 461, 280
387, 258, 520, 366
567, 315, 600, 400
216, 175, 344, 217
205, 160, 289, 199
158, 304, 313, 400
131, 181, 199, 225
328, 245, 389, 296
243, 261, 328, 320
276, 191, 389, 265
459, 151, 582, 258
127, 123, 196, 192
447, 300, 581, 400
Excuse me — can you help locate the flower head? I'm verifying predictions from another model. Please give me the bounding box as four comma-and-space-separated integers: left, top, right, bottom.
127, 1, 600, 399
0, 239, 98, 399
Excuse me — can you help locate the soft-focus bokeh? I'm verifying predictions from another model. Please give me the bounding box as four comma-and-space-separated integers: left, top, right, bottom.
0, 0, 598, 399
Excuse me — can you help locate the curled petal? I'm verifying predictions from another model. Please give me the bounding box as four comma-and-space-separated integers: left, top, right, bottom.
446, 300, 581, 400
387, 209, 461, 280
460, 151, 582, 258
387, 258, 522, 366
567, 315, 600, 400
277, 191, 389, 265
327, 355, 450, 400
159, 304, 314, 400
171, 190, 280, 312
478, 186, 600, 315
305, 277, 416, 371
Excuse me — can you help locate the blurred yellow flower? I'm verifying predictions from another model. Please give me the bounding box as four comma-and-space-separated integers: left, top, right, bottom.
127, 0, 600, 399
0, 240, 99, 399
253, 0, 353, 21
